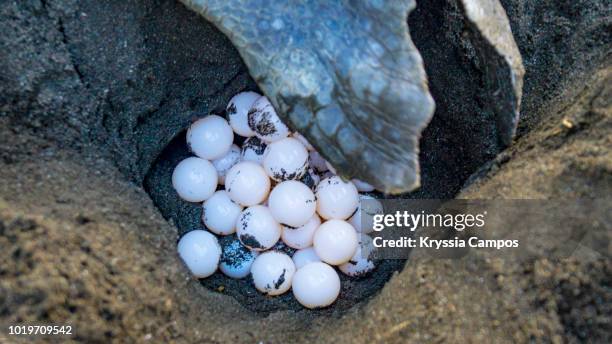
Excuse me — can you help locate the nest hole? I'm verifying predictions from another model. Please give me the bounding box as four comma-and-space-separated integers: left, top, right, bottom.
133, 0, 506, 317
143, 127, 406, 316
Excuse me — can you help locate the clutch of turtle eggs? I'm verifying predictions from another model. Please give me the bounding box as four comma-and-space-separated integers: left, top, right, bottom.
174, 92, 383, 309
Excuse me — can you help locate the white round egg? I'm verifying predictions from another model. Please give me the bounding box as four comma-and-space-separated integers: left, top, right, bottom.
202, 190, 243, 235
292, 247, 322, 269
313, 219, 358, 265
212, 144, 241, 185
308, 151, 329, 173
352, 179, 375, 192
172, 157, 218, 202
236, 205, 281, 251
292, 262, 340, 309
291, 132, 314, 151
251, 251, 296, 296
240, 136, 267, 164
348, 195, 384, 234
219, 236, 259, 279
339, 235, 376, 277
263, 137, 309, 182
281, 214, 321, 249
315, 176, 359, 220
248, 96, 289, 142
225, 161, 271, 206
177, 230, 221, 278
227, 91, 260, 137
268, 181, 316, 228
187, 115, 234, 160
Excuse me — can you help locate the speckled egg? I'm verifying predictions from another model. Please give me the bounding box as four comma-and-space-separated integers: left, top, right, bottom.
248, 96, 289, 142
212, 144, 241, 185
272, 241, 297, 257
281, 214, 321, 250
225, 161, 271, 206
240, 136, 267, 164
348, 194, 384, 234
263, 137, 309, 182
299, 168, 320, 191
251, 251, 296, 296
202, 190, 243, 236
219, 236, 259, 279
308, 151, 329, 173
315, 176, 359, 220
339, 235, 376, 277
236, 205, 281, 251
227, 91, 260, 137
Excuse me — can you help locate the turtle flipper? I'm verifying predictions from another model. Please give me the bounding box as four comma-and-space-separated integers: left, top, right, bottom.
181, 0, 436, 193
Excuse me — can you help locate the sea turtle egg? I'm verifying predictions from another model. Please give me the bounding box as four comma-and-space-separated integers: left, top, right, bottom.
291, 132, 314, 151
292, 247, 322, 269
348, 195, 384, 234
251, 251, 296, 296
240, 136, 267, 164
177, 230, 221, 278
313, 219, 358, 265
315, 176, 359, 220
248, 96, 289, 142
272, 241, 296, 256
227, 91, 260, 137
292, 262, 340, 309
339, 235, 376, 277
202, 190, 243, 235
308, 151, 329, 173
225, 161, 271, 206
263, 137, 309, 182
187, 115, 234, 160
351, 179, 375, 192
269, 180, 316, 228
219, 236, 259, 279
236, 205, 281, 251
172, 157, 218, 202
281, 214, 321, 249
299, 168, 320, 191
212, 144, 241, 185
